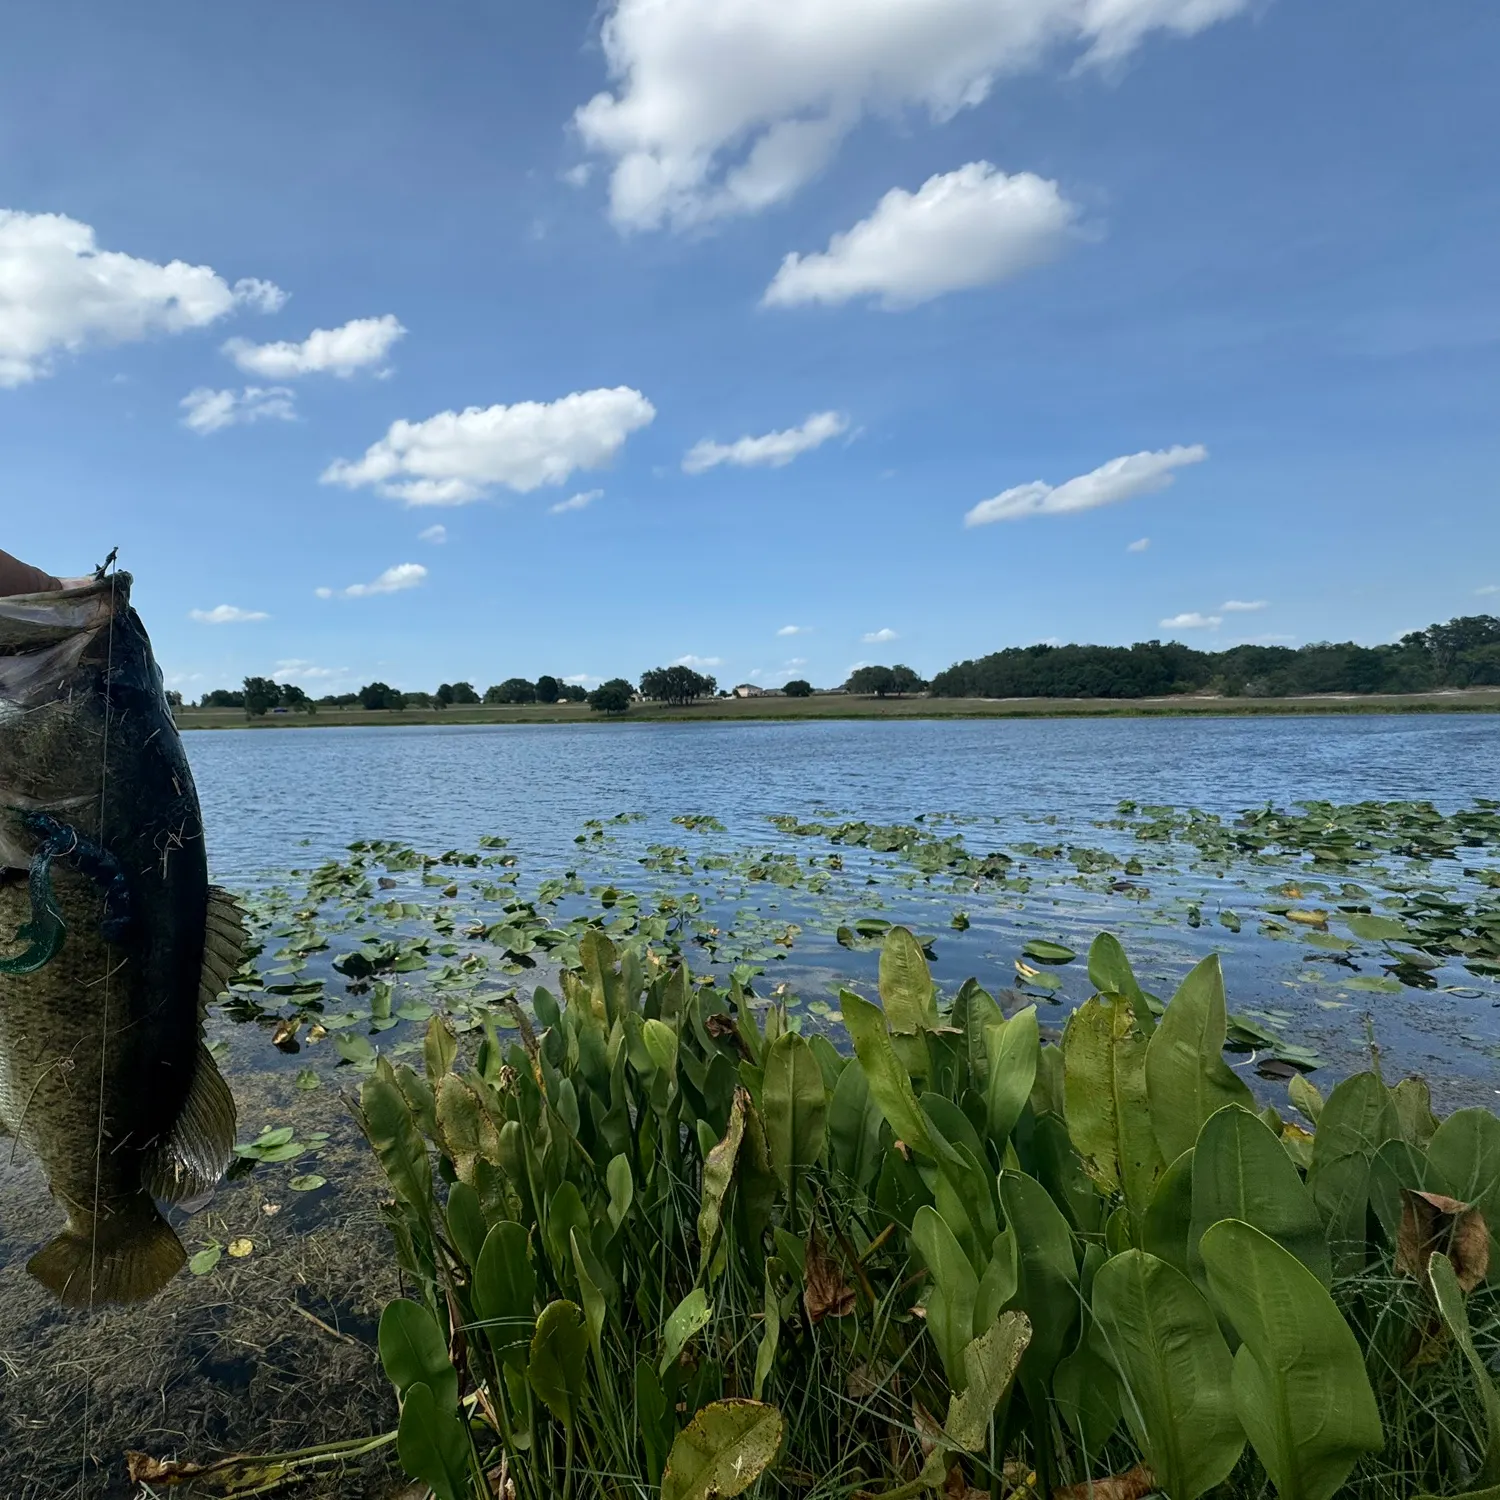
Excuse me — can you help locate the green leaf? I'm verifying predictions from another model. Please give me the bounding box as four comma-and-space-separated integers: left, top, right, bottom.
288, 1173, 327, 1192
444, 1181, 486, 1269
1428, 1108, 1500, 1241
358, 1077, 433, 1215
1091, 1250, 1244, 1500
752, 1264, 781, 1402
827, 1054, 885, 1190
1430, 1252, 1500, 1484
1287, 1074, 1324, 1125
839, 989, 938, 1160
1088, 932, 1144, 1003
1309, 1072, 1401, 1265
188, 1244, 221, 1276
379, 1299, 458, 1413
698, 1088, 747, 1276
998, 1170, 1079, 1384
660, 1287, 712, 1376
423, 1015, 458, 1084
473, 1221, 536, 1370
983, 1006, 1039, 1152
395, 1381, 470, 1500
878, 926, 939, 1034
1141, 1149, 1195, 1278
529, 1300, 587, 1430
1145, 955, 1255, 1163
643, 1016, 679, 1077
606, 1153, 634, 1234
1023, 939, 1077, 964
763, 1033, 827, 1191
912, 1204, 980, 1386
660, 1399, 785, 1500
1345, 914, 1411, 942
571, 1228, 609, 1359
1202, 1219, 1383, 1500
944, 1311, 1032, 1452
1190, 1105, 1331, 1290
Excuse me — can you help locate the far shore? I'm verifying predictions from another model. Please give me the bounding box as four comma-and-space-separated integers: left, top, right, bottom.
174, 686, 1500, 730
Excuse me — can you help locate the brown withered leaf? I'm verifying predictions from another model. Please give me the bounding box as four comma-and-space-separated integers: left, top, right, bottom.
271, 1017, 300, 1051
1397, 1189, 1489, 1292
804, 1226, 856, 1324
1053, 1464, 1158, 1500
125, 1451, 294, 1492
943, 1463, 991, 1499
912, 1400, 945, 1461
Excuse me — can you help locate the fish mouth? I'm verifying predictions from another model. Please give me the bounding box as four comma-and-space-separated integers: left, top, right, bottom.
0, 572, 132, 651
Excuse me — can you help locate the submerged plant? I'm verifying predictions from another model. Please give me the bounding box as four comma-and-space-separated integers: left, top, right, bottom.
356, 926, 1499, 1499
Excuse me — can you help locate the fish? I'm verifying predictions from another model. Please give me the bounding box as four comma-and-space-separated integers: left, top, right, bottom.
0, 569, 242, 1306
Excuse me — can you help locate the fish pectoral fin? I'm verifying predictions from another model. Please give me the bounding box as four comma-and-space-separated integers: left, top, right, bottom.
28, 1199, 187, 1307
143, 1043, 237, 1203
199, 885, 247, 1015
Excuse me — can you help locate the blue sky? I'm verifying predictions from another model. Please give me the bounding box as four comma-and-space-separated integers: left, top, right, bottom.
1, 0, 1496, 696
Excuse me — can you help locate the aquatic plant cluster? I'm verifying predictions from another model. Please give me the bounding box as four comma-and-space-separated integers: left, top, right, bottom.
358, 926, 1499, 1500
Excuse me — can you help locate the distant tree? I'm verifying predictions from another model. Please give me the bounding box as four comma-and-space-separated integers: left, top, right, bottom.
359, 681, 403, 711
589, 678, 633, 713
845, 665, 897, 698
319, 692, 360, 707
558, 683, 588, 702
279, 683, 310, 711
404, 691, 434, 708
482, 684, 504, 705
166, 689, 184, 709
242, 676, 282, 717
535, 675, 560, 704
889, 664, 926, 697
201, 689, 245, 708
639, 665, 715, 706
493, 677, 537, 704
783, 679, 813, 697
449, 681, 480, 704
436, 683, 455, 706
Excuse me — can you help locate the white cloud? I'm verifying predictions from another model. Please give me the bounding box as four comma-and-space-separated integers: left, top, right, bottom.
188, 604, 270, 624
317, 563, 428, 599
964, 444, 1207, 527
321, 387, 656, 505
562, 163, 593, 188
1221, 599, 1267, 613
562, 673, 601, 687
272, 658, 343, 682
180, 385, 296, 434
863, 627, 898, 644
776, 624, 808, 636
674, 654, 723, 668
1160, 611, 1221, 630
0, 209, 283, 386
575, 0, 1251, 230
224, 314, 406, 379
764, 163, 1077, 309
683, 411, 847, 473
1127, 537, 1150, 553
1477, 584, 1499, 597
785, 657, 808, 668
419, 524, 448, 544
550, 488, 603, 514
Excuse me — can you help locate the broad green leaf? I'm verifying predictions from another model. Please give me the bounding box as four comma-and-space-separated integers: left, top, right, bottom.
698, 1088, 747, 1276
570, 1229, 608, 1359
998, 1169, 1079, 1383
879, 926, 939, 1034
473, 1221, 536, 1369
1053, 1342, 1123, 1456
944, 1311, 1032, 1452
660, 1399, 785, 1500
1428, 1108, 1500, 1241
840, 989, 938, 1160
529, 1300, 587, 1430
1287, 1074, 1324, 1126
763, 1033, 828, 1191
1141, 1149, 1194, 1278
827, 1055, 885, 1190
1389, 1076, 1440, 1149
395, 1381, 469, 1500
1063, 996, 1163, 1231
1345, 914, 1410, 942
983, 1006, 1039, 1151
1023, 939, 1077, 964
1309, 1072, 1401, 1265
660, 1287, 712, 1376
1146, 955, 1254, 1162
913, 1204, 979, 1385
359, 1076, 432, 1214
1429, 1253, 1500, 1485
1202, 1220, 1383, 1500
752, 1264, 781, 1402
444, 1181, 486, 1270
379, 1300, 458, 1413
1088, 932, 1144, 1005
1091, 1250, 1243, 1500
606, 1153, 634, 1234
643, 1017, 679, 1077
1190, 1105, 1331, 1289
423, 1015, 458, 1084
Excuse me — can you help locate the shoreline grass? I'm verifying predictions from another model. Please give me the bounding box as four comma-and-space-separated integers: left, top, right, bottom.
175, 687, 1500, 730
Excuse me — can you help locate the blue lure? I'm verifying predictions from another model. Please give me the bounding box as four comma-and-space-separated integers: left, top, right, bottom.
0, 811, 132, 975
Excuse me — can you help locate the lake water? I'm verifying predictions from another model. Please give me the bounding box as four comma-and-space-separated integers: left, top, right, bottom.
187, 714, 1500, 1107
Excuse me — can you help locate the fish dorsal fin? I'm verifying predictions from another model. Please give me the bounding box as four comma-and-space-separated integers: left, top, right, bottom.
143, 1042, 237, 1203
200, 884, 247, 1016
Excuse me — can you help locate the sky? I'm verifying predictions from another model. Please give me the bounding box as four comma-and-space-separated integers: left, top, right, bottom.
1, 0, 1496, 697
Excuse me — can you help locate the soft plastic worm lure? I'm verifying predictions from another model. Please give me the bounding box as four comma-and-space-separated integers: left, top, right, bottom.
0, 811, 131, 975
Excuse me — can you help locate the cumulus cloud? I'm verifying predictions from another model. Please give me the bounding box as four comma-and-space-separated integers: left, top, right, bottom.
180, 385, 296, 434
316, 563, 428, 599
764, 164, 1077, 309
776, 624, 808, 636
419, 524, 447, 544
1127, 537, 1150, 553
550, 488, 603, 514
964, 444, 1207, 527
0, 209, 283, 386
272, 658, 344, 682
224, 314, 406, 379
562, 673, 601, 687
863, 627, 898, 644
574, 0, 1251, 230
1221, 599, 1267, 612
188, 604, 270, 624
1160, 612, 1220, 630
683, 411, 847, 473
1476, 584, 1498, 597
674, 654, 723, 668
321, 388, 656, 505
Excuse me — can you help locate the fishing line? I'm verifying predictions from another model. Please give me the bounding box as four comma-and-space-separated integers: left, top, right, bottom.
78, 551, 118, 1499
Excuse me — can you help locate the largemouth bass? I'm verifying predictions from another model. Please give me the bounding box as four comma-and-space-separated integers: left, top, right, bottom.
0, 570, 242, 1306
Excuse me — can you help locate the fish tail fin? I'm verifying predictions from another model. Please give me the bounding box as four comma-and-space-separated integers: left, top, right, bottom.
143, 1043, 237, 1203
28, 1199, 186, 1307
